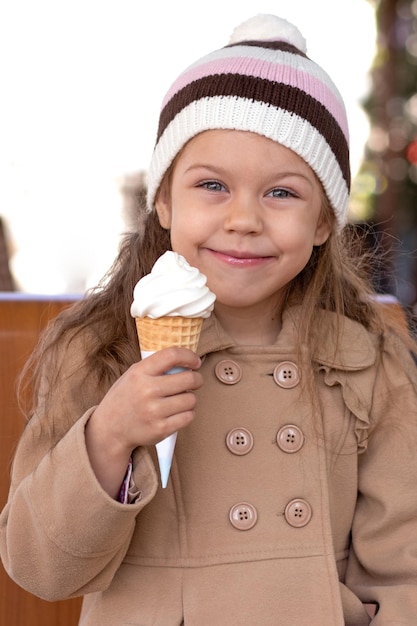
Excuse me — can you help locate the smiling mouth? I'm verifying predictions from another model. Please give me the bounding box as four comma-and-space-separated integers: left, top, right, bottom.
208, 249, 273, 266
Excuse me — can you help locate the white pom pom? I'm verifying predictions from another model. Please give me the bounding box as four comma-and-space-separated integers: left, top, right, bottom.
229, 14, 307, 54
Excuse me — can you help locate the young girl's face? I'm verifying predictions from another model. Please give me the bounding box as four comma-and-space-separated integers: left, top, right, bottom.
156, 130, 331, 317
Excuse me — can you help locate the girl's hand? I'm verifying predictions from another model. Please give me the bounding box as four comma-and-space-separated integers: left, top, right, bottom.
85, 347, 202, 497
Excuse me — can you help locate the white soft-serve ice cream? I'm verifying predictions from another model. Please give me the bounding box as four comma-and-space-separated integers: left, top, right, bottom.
131, 251, 216, 487
131, 250, 215, 320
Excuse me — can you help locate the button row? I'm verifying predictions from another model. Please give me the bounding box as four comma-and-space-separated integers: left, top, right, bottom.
229, 499, 313, 531
215, 359, 300, 388
226, 425, 305, 455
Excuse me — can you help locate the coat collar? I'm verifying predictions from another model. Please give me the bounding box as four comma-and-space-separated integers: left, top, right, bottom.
198, 306, 377, 371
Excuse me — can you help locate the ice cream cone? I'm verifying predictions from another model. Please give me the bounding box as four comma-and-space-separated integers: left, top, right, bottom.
135, 315, 203, 488
135, 315, 203, 353
131, 252, 215, 489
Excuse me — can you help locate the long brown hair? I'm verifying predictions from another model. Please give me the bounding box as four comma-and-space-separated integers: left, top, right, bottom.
18, 211, 170, 418
286, 199, 390, 350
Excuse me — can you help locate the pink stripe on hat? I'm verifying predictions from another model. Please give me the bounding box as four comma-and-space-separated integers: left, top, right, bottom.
162, 55, 348, 140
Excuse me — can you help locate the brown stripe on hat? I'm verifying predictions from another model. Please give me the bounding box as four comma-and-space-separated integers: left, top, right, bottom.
156, 74, 350, 188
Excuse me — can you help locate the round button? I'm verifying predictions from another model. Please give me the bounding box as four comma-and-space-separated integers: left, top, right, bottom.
284, 499, 312, 528
226, 428, 254, 455
215, 360, 242, 385
229, 502, 258, 530
276, 425, 305, 453
273, 361, 300, 388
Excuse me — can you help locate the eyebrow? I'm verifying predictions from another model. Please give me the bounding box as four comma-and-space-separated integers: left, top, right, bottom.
184, 164, 315, 187
183, 163, 224, 174
272, 171, 316, 189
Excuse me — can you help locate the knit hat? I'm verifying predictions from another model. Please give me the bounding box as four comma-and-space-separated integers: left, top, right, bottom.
147, 14, 350, 231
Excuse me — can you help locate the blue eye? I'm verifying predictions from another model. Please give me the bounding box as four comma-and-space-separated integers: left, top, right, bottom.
199, 180, 225, 192
268, 188, 294, 199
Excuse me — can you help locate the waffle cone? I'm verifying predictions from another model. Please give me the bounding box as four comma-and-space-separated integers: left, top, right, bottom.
135, 316, 203, 352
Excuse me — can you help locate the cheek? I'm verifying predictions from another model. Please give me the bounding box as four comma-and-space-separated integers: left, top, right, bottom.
170, 210, 205, 242
168, 217, 194, 257
291, 215, 321, 244
281, 228, 316, 267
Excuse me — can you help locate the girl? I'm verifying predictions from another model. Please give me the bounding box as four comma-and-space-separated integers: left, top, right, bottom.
1, 14, 417, 626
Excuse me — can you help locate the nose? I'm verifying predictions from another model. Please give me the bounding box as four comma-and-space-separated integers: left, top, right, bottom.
223, 196, 263, 235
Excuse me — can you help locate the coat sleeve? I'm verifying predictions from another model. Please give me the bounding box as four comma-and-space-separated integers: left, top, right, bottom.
345, 332, 417, 623
0, 333, 158, 602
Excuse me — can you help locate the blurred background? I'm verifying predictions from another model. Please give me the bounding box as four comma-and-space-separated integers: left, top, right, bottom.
1, 0, 417, 311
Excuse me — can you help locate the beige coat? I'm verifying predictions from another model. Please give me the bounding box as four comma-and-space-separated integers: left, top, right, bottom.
1, 306, 417, 625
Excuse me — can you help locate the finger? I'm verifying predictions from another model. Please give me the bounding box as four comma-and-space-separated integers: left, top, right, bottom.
140, 347, 201, 375
139, 393, 198, 443
156, 410, 196, 440
144, 382, 199, 421
153, 401, 198, 439
159, 369, 203, 397
159, 388, 198, 417
132, 366, 202, 405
